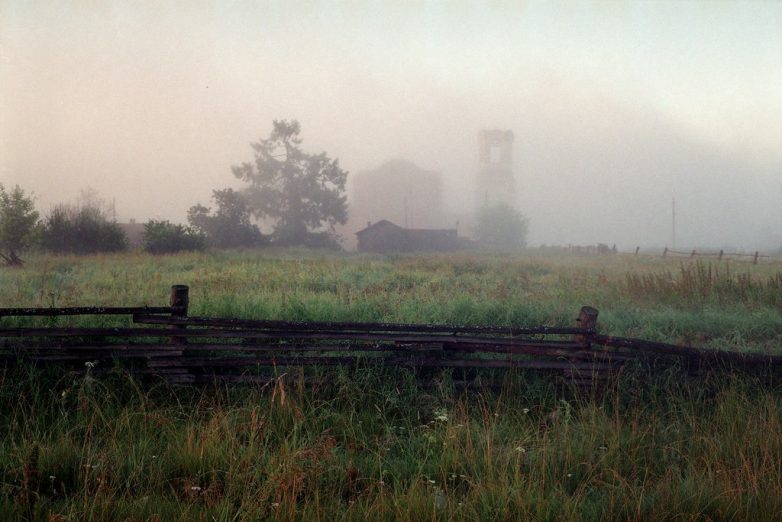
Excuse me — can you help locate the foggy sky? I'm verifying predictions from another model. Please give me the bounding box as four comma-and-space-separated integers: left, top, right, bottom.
1, 2, 780, 250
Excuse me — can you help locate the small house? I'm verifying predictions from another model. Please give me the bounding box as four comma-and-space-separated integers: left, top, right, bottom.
356, 220, 462, 253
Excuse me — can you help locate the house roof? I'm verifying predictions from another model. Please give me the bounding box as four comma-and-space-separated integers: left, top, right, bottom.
355, 220, 403, 236
356, 219, 457, 238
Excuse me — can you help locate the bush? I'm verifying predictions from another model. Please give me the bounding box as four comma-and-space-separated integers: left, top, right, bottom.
187, 189, 268, 249
0, 184, 40, 265
474, 203, 529, 250
143, 220, 205, 254
298, 231, 343, 250
41, 205, 126, 254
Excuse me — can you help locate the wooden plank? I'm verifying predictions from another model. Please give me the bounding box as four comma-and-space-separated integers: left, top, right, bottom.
15, 344, 187, 352
147, 356, 368, 368
182, 343, 442, 353
0, 306, 172, 317
594, 335, 782, 364
29, 350, 183, 361
0, 327, 177, 337
146, 355, 613, 371
0, 327, 598, 347
133, 314, 591, 337
10, 341, 593, 356
442, 342, 597, 359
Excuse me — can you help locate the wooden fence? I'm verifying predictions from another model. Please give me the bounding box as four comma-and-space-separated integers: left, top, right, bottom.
636, 247, 775, 264
2, 285, 781, 386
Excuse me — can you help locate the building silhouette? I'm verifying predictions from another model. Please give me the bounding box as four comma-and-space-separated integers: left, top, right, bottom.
476, 129, 515, 209
351, 158, 444, 230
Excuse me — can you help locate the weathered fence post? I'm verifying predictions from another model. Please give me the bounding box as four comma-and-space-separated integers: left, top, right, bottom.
170, 285, 189, 346
170, 285, 189, 318
574, 306, 599, 348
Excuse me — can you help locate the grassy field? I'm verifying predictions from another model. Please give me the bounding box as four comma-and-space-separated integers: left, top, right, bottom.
1, 250, 782, 520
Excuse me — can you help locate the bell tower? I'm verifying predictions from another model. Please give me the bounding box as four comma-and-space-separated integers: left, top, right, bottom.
476, 129, 515, 208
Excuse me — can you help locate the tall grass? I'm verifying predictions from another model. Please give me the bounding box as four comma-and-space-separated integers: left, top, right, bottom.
626, 261, 782, 307
2, 250, 782, 519
1, 366, 781, 520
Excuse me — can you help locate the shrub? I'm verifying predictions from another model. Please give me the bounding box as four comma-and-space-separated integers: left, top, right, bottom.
474, 203, 529, 250
41, 205, 126, 254
142, 220, 205, 254
0, 184, 40, 265
187, 189, 268, 249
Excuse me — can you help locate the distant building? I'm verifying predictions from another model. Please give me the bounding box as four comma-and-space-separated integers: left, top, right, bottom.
117, 220, 145, 247
351, 159, 445, 230
476, 129, 515, 208
356, 220, 463, 253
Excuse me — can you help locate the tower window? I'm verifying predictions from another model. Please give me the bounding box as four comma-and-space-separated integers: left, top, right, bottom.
489, 145, 501, 164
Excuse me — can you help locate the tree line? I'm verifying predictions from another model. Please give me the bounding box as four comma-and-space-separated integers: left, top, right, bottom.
0, 120, 349, 264
2, 119, 529, 265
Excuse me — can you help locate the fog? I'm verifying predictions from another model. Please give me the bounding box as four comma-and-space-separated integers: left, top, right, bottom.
1, 2, 780, 250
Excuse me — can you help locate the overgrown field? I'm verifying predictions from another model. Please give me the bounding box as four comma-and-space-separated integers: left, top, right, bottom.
2, 250, 782, 520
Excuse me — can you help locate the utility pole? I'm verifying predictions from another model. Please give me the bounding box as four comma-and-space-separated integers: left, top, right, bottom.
672, 197, 676, 250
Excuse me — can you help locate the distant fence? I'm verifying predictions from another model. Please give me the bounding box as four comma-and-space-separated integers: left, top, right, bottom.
2, 286, 781, 387
558, 245, 779, 264
635, 246, 782, 265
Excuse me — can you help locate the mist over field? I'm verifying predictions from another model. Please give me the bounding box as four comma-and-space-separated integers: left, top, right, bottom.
1, 2, 780, 250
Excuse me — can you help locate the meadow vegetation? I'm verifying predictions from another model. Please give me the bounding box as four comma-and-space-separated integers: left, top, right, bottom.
1, 250, 781, 520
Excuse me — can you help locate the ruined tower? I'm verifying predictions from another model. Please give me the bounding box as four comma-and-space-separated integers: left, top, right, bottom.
476, 129, 515, 208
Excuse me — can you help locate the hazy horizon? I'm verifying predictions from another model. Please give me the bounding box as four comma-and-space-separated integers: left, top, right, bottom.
2, 1, 780, 250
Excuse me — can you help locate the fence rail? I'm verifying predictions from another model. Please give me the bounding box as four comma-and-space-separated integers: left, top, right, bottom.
0, 306, 174, 317
2, 285, 780, 386
636, 247, 776, 264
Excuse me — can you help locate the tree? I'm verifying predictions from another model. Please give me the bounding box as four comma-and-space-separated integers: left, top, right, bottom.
0, 184, 40, 266
474, 203, 529, 250
232, 120, 348, 247
143, 220, 205, 254
187, 188, 267, 249
40, 195, 126, 255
